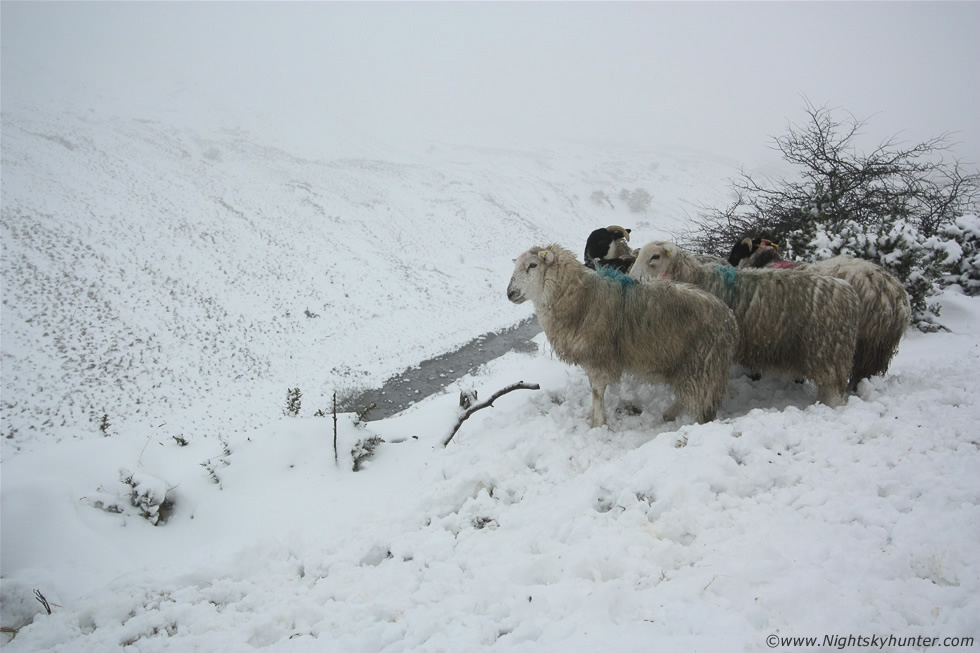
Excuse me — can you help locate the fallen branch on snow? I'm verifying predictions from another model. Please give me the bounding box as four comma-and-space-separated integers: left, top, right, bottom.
34, 589, 52, 614
443, 382, 540, 447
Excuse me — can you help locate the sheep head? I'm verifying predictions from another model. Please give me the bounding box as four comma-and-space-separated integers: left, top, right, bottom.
507, 246, 559, 304
743, 240, 783, 268
727, 237, 756, 266
729, 236, 782, 268
607, 225, 631, 242
605, 235, 634, 260
629, 241, 678, 282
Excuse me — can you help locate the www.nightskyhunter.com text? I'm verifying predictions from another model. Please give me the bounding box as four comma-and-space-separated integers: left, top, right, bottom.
766, 634, 975, 649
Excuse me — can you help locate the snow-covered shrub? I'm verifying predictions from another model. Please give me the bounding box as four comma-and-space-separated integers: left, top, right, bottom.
351, 436, 384, 472
941, 214, 980, 295
84, 469, 174, 525
284, 387, 302, 416
120, 469, 173, 525
684, 101, 979, 330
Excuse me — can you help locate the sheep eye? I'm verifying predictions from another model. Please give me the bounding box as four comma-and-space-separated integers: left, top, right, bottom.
650, 254, 661, 261
527, 262, 538, 271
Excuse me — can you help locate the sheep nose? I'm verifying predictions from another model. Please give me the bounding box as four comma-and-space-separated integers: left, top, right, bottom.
507, 288, 524, 303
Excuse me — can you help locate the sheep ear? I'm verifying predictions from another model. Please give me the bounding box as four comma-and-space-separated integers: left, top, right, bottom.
538, 249, 556, 265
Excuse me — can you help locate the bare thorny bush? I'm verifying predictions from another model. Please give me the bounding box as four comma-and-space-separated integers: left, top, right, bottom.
682, 100, 980, 330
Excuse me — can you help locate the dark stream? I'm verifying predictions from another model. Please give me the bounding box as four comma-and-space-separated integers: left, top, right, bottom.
347, 316, 542, 421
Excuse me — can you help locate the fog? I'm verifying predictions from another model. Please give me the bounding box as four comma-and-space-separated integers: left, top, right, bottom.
3, 1, 979, 164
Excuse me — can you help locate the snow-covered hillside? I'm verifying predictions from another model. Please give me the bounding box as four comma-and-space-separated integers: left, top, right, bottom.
2, 106, 978, 652
1, 106, 738, 454
2, 292, 978, 651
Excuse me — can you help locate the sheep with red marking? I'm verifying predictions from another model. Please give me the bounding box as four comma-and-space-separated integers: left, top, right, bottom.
731, 238, 911, 388
507, 244, 737, 426
630, 241, 860, 407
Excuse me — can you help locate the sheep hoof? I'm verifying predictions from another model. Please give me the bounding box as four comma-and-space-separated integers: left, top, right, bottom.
817, 389, 845, 408
663, 400, 685, 423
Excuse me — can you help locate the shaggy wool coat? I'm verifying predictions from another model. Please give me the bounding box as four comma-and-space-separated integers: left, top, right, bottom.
508, 244, 738, 426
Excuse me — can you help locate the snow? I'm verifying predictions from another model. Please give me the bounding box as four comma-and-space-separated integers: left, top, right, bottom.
3, 105, 980, 651
0, 106, 738, 454
956, 214, 980, 239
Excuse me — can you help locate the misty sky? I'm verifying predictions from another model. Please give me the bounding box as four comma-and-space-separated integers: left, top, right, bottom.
2, 1, 978, 164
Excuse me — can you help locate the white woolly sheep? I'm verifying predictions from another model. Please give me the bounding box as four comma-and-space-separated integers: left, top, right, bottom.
732, 239, 911, 388
630, 241, 860, 407
507, 244, 738, 426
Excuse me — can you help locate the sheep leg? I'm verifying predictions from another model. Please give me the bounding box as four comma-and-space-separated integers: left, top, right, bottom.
586, 371, 614, 428
663, 399, 682, 423
670, 374, 723, 424
814, 368, 847, 407
817, 384, 844, 408
665, 391, 715, 424
590, 383, 608, 428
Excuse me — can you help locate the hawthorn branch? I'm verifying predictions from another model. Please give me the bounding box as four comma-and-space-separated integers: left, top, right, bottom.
443, 382, 540, 447
34, 589, 52, 615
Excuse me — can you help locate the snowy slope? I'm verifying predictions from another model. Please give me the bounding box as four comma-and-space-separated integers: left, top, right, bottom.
1, 292, 978, 651
2, 107, 979, 652
1, 106, 737, 454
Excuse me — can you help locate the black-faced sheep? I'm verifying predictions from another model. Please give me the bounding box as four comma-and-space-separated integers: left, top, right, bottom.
729, 238, 911, 388
630, 241, 860, 407
584, 225, 635, 273
507, 244, 738, 426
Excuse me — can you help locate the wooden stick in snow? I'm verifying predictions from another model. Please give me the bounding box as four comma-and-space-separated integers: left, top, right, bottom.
443, 382, 540, 447
333, 391, 338, 465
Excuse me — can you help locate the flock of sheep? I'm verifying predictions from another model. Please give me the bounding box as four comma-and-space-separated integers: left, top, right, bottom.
507, 226, 911, 428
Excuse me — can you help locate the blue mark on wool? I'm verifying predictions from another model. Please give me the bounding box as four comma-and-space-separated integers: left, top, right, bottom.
596, 264, 637, 288
715, 264, 737, 289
